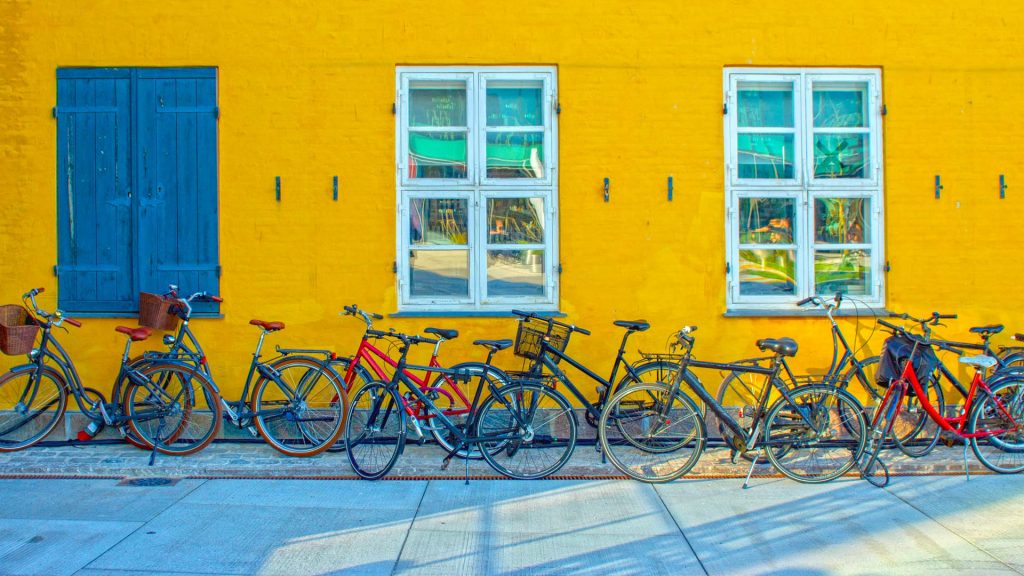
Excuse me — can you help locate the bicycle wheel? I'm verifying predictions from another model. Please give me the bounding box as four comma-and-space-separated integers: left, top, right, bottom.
716, 370, 782, 463
326, 357, 372, 452
114, 356, 158, 450
476, 381, 577, 480
345, 381, 405, 480
969, 377, 1024, 474
0, 367, 67, 452
763, 385, 866, 484
617, 360, 705, 415
429, 362, 509, 459
598, 383, 706, 483
893, 381, 944, 457
252, 356, 347, 457
125, 363, 222, 455
858, 382, 904, 487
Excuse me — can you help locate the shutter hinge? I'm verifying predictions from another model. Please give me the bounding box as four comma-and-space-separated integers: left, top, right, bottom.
884, 261, 890, 273
392, 261, 398, 274
723, 102, 728, 115
214, 106, 220, 119
557, 263, 563, 274
392, 102, 397, 115
53, 264, 58, 277
52, 106, 58, 118
881, 104, 887, 116
555, 101, 561, 115
216, 265, 222, 278
726, 262, 731, 274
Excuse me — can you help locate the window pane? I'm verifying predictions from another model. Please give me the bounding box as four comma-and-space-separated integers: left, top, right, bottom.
410, 198, 468, 246
815, 250, 871, 296
813, 84, 868, 128
409, 83, 467, 127
410, 250, 469, 297
488, 250, 545, 297
488, 198, 545, 244
486, 132, 545, 178
408, 132, 467, 179
739, 249, 796, 296
813, 134, 868, 179
815, 198, 870, 244
737, 134, 795, 179
739, 198, 795, 245
487, 81, 544, 127
737, 85, 794, 128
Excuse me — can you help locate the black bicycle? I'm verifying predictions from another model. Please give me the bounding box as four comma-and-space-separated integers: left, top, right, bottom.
344, 329, 577, 480
598, 326, 867, 484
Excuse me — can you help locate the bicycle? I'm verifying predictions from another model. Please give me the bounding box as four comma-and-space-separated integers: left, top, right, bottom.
127, 286, 347, 457
0, 288, 221, 458
858, 318, 1024, 487
507, 311, 706, 441
333, 304, 511, 458
716, 293, 881, 460
343, 329, 577, 480
598, 326, 867, 485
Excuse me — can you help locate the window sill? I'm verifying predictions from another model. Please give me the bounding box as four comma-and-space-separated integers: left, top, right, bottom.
390, 311, 567, 319
724, 308, 891, 318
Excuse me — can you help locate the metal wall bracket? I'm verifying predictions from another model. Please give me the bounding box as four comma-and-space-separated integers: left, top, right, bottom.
1000, 174, 1008, 199
276, 176, 281, 202
935, 175, 943, 199
333, 176, 339, 201
667, 176, 674, 201
603, 177, 610, 202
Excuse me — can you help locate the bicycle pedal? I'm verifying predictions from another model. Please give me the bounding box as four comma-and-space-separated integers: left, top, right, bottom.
246, 426, 259, 437
729, 448, 739, 464
440, 455, 454, 471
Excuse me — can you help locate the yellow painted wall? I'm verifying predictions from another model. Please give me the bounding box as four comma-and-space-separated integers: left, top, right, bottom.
1, 0, 1022, 400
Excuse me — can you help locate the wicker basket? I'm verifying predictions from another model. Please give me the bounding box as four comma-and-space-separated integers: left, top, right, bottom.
514, 316, 571, 364
138, 292, 180, 331
0, 305, 39, 356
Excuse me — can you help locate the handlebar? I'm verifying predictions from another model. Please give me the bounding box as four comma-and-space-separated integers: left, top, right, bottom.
795, 292, 843, 310
20, 287, 81, 328
877, 318, 964, 355
511, 309, 590, 336
365, 328, 438, 346
342, 304, 384, 329
888, 311, 957, 326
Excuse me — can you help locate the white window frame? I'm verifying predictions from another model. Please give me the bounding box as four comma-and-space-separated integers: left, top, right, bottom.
396, 66, 559, 312
724, 68, 884, 311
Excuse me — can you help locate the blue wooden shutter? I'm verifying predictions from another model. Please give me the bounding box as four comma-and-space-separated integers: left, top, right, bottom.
56, 69, 135, 313
137, 68, 220, 313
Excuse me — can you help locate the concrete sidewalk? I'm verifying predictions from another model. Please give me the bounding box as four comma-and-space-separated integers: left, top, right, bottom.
0, 475, 1021, 576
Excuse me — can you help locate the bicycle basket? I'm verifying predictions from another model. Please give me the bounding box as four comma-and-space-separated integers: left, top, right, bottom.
877, 335, 939, 390
514, 316, 570, 364
0, 305, 39, 356
138, 292, 180, 331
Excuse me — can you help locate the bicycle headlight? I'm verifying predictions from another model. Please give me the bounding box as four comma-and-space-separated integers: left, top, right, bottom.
162, 335, 176, 347
28, 348, 40, 360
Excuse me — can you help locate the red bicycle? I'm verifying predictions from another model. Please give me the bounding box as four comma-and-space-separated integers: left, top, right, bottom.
333, 305, 511, 458
859, 318, 1024, 486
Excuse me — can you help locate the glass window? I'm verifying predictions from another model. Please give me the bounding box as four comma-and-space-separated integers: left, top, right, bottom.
398, 68, 557, 311
726, 69, 883, 309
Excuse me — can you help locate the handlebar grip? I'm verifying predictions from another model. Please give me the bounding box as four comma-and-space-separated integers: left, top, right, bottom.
23, 287, 45, 299
1014, 333, 1024, 342
208, 295, 224, 303
796, 297, 815, 307
834, 291, 843, 304
415, 336, 440, 345
510, 309, 535, 318
365, 329, 388, 338
936, 313, 957, 320
573, 326, 591, 336
64, 317, 82, 328
343, 305, 357, 315
888, 312, 904, 318
877, 319, 901, 331
372, 313, 384, 320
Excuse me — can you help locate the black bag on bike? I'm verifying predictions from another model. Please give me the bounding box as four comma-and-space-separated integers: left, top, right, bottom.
876, 335, 939, 394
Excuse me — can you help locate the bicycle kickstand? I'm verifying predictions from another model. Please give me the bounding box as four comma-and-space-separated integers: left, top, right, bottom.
962, 437, 970, 482
741, 453, 760, 490
148, 419, 166, 467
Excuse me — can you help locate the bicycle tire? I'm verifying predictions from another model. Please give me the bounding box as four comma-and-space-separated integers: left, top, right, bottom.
858, 381, 904, 487
326, 357, 373, 452
892, 382, 944, 458
345, 381, 406, 480
0, 367, 68, 452
763, 384, 867, 484
125, 362, 222, 456
969, 377, 1024, 474
114, 355, 160, 450
598, 382, 706, 483
252, 356, 348, 457
429, 362, 510, 459
476, 381, 577, 480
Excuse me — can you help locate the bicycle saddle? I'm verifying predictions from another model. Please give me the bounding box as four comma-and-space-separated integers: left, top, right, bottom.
425, 327, 458, 340
969, 324, 1003, 335
249, 319, 285, 332
613, 320, 650, 332
473, 338, 512, 351
959, 355, 997, 370
756, 337, 798, 357
116, 326, 153, 342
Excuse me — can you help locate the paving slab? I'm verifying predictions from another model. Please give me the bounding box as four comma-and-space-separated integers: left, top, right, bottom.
0, 478, 204, 522
395, 480, 703, 575
883, 474, 1024, 572
86, 480, 427, 576
0, 518, 142, 576
655, 478, 1016, 575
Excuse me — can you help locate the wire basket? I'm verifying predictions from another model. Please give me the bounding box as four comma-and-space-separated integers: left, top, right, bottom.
514, 316, 571, 364
138, 292, 180, 331
0, 305, 39, 356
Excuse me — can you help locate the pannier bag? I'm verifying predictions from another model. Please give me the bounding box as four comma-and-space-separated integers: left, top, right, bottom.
876, 335, 939, 393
